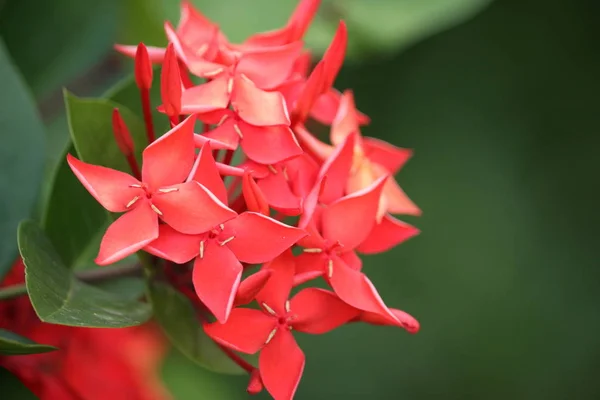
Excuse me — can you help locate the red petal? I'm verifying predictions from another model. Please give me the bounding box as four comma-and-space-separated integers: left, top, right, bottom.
259, 329, 305, 400
197, 116, 240, 150
242, 172, 270, 215
355, 308, 420, 334
284, 153, 320, 199
257, 250, 296, 315
257, 173, 302, 216
232, 75, 290, 126
339, 250, 362, 271
114, 44, 165, 62
66, 154, 142, 213
381, 172, 422, 216
180, 75, 230, 114
291, 288, 359, 334
293, 252, 325, 286
318, 131, 356, 204
239, 122, 302, 164
293, 123, 333, 161
141, 115, 196, 190
291, 61, 325, 125
96, 200, 158, 265
152, 181, 237, 234
237, 42, 303, 90
177, 1, 221, 61
225, 212, 306, 264
193, 243, 242, 323
234, 268, 273, 306
204, 308, 276, 354
286, 0, 321, 41
328, 257, 398, 322
363, 137, 412, 174
330, 90, 360, 146
357, 215, 420, 254
322, 21, 347, 91
144, 224, 201, 264
187, 142, 228, 204
160, 43, 182, 117
311, 88, 371, 126
321, 175, 387, 249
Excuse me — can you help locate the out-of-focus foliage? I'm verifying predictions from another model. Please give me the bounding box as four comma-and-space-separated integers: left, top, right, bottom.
0, 0, 119, 97
119, 0, 493, 58
0, 41, 45, 280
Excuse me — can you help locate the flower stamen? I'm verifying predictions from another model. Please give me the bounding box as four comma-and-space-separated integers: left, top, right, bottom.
150, 204, 163, 216
233, 123, 244, 139
126, 196, 139, 208
265, 328, 277, 345
262, 302, 277, 316
327, 259, 334, 278
219, 236, 235, 246
199, 241, 205, 259
158, 187, 179, 193
303, 248, 322, 253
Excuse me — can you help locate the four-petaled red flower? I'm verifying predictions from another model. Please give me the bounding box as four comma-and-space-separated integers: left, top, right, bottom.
205, 252, 359, 400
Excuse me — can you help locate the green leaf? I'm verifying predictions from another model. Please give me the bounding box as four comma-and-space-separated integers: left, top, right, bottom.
0, 40, 45, 280
18, 220, 151, 327
124, 0, 491, 59
94, 276, 146, 301
40, 92, 149, 269
64, 90, 147, 171
0, 0, 119, 97
0, 329, 57, 355
147, 280, 244, 375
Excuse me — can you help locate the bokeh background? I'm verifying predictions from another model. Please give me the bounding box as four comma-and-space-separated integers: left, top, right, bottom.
1, 0, 599, 398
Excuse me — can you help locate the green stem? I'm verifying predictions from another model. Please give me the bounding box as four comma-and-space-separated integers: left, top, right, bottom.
0, 263, 142, 301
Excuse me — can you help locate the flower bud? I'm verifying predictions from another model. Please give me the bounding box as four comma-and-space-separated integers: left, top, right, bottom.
111, 108, 134, 156
134, 42, 153, 90
160, 43, 182, 118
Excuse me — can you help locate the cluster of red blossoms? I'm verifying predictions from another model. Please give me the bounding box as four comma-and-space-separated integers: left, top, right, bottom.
66, 0, 422, 399
0, 260, 170, 399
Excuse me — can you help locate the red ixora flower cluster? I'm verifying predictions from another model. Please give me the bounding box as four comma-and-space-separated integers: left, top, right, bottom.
67, 1, 422, 398
0, 260, 170, 400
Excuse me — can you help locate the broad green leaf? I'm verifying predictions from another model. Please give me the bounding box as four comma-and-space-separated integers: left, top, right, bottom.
0, 329, 57, 355
18, 220, 151, 327
64, 90, 147, 171
0, 40, 45, 280
94, 276, 146, 301
148, 280, 244, 375
40, 92, 148, 269
123, 0, 491, 59
0, 0, 119, 97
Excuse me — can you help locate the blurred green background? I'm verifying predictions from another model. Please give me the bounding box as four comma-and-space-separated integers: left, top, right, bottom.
1, 0, 600, 398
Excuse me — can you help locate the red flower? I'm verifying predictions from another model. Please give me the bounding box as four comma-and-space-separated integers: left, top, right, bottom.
204, 252, 358, 400
144, 144, 307, 322
296, 90, 421, 218
0, 260, 170, 400
67, 115, 235, 265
